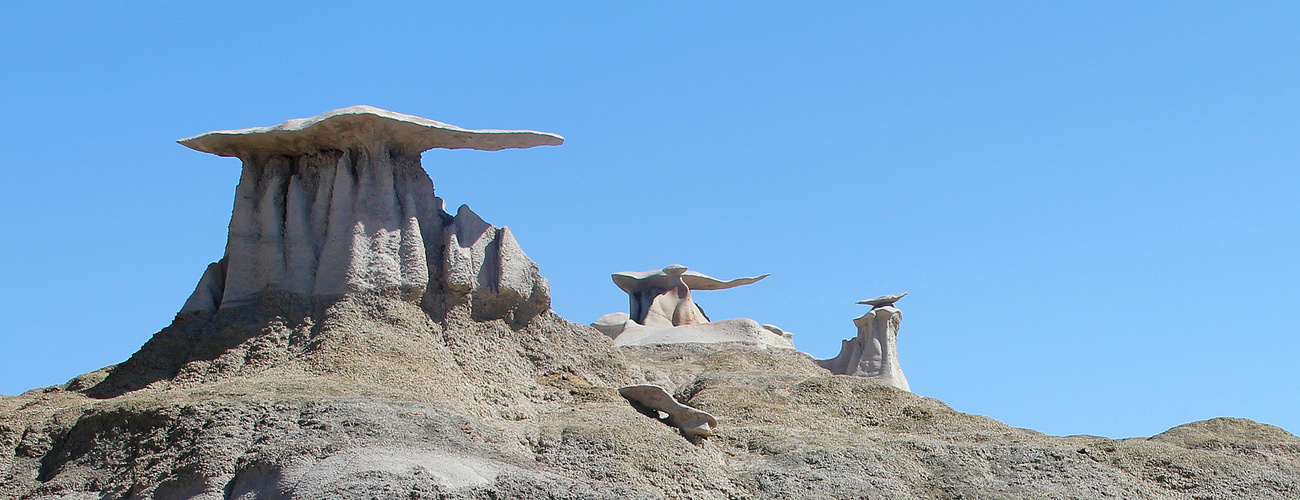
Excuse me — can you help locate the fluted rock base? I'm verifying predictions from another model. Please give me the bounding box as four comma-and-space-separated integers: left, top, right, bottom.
176, 106, 556, 323
816, 305, 910, 391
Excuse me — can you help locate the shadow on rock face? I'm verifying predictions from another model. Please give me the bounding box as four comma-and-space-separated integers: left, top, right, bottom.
85, 293, 330, 399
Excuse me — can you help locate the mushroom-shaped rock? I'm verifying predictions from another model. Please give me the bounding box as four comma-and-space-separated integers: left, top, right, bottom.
596, 265, 791, 349
618, 384, 718, 439
643, 264, 708, 327
612, 265, 769, 326
817, 296, 910, 391
177, 106, 556, 323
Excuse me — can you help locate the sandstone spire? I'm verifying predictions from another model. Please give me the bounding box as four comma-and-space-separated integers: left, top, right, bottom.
177, 106, 558, 321
816, 293, 911, 391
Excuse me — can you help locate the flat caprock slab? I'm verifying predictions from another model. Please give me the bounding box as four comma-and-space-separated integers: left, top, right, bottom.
179, 105, 564, 157
857, 292, 907, 308
612, 268, 769, 293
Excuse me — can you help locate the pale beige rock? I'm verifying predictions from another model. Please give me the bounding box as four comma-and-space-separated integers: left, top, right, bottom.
618, 384, 717, 438
857, 292, 908, 308
180, 261, 226, 313
179, 105, 563, 157
817, 302, 910, 391
176, 106, 557, 321
611, 265, 768, 325
641, 264, 708, 327
598, 265, 791, 348
439, 205, 550, 320
591, 312, 631, 338
228, 448, 505, 497
614, 318, 794, 349
762, 323, 794, 341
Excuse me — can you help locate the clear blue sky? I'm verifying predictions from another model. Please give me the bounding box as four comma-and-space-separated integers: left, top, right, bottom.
2, 2, 1296, 439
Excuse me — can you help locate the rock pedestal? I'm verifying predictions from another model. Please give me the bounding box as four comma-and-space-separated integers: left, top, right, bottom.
817, 304, 910, 391
177, 106, 558, 321
611, 265, 768, 326
637, 264, 708, 327
594, 265, 792, 349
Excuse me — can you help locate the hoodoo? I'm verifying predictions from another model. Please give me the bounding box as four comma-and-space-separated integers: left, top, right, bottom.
591, 264, 794, 349
177, 106, 559, 322
817, 293, 911, 391
5, 108, 1300, 500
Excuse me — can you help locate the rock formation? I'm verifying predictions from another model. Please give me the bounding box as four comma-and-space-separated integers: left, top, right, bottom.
4, 110, 1300, 499
178, 105, 555, 323
618, 384, 717, 439
817, 293, 911, 391
612, 265, 767, 326
593, 265, 793, 349
77, 107, 610, 417
856, 291, 907, 308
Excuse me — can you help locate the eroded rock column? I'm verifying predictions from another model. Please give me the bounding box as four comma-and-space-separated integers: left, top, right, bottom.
817, 293, 911, 391
177, 106, 560, 322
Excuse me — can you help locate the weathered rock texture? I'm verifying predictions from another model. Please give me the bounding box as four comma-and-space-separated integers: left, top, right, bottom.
3, 291, 638, 499
817, 303, 910, 391
3, 110, 1299, 499
611, 265, 768, 326
857, 292, 907, 308
596, 266, 792, 349
6, 336, 1300, 499
618, 385, 717, 439
179, 106, 555, 323
612, 319, 794, 350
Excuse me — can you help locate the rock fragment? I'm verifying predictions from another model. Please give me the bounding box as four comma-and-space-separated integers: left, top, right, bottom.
618, 384, 718, 438
594, 265, 791, 349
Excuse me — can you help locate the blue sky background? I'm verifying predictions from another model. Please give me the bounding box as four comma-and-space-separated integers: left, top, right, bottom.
1, 2, 1296, 439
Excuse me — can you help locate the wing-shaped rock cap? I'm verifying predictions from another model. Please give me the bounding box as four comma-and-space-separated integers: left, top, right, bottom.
612, 266, 769, 294
857, 292, 908, 308
178, 105, 564, 157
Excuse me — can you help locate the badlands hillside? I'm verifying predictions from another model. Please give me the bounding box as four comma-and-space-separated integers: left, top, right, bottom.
2, 107, 1298, 499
